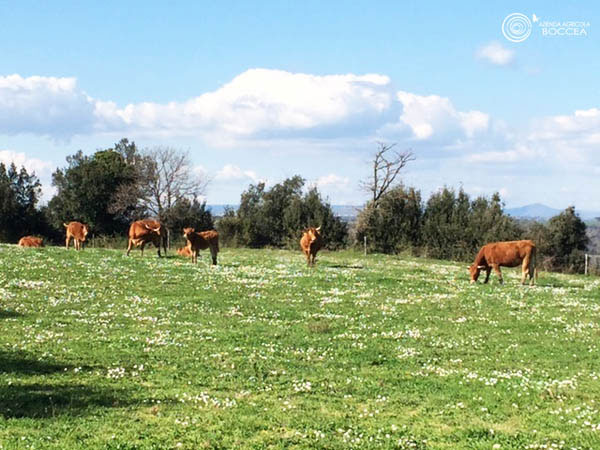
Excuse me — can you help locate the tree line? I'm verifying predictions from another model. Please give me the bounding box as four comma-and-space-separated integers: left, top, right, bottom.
0, 139, 592, 273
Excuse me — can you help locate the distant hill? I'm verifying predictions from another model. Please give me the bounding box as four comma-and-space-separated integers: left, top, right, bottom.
506, 203, 600, 221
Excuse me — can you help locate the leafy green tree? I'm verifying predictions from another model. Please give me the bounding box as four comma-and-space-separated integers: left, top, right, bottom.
162, 197, 214, 245
355, 185, 422, 254
0, 162, 46, 242
217, 176, 347, 249
47, 142, 139, 235
546, 206, 589, 272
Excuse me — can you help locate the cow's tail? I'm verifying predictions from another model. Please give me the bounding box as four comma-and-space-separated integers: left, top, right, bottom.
63, 223, 69, 228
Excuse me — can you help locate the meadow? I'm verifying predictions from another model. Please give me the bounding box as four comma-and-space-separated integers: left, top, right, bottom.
1, 245, 600, 449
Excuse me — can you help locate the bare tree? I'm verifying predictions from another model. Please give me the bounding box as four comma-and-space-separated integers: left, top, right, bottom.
360, 142, 415, 206
110, 146, 209, 222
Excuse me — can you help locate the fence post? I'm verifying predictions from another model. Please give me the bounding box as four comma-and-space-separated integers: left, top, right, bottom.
585, 253, 589, 276
364, 236, 367, 256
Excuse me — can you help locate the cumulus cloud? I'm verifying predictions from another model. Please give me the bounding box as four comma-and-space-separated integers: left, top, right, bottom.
315, 173, 350, 190
0, 149, 53, 175
215, 164, 262, 183
0, 69, 496, 147
0, 75, 96, 137
103, 69, 395, 140
476, 41, 515, 66
389, 91, 490, 141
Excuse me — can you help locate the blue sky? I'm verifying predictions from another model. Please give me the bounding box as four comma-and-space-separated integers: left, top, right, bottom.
1, 0, 599, 210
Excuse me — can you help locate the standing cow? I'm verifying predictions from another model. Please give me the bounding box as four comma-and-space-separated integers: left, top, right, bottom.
126, 219, 167, 257
469, 240, 537, 285
182, 228, 219, 265
18, 236, 44, 248
300, 226, 322, 267
64, 221, 89, 250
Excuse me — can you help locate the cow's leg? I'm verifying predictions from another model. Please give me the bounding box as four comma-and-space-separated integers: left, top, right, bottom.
483, 267, 491, 283
65, 236, 70, 249
210, 245, 218, 265
140, 241, 146, 256
126, 239, 133, 256
194, 249, 199, 264
305, 251, 310, 266
520, 257, 529, 285
492, 264, 503, 284
75, 239, 80, 251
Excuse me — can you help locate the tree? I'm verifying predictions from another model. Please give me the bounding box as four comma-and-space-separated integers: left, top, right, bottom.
546, 206, 589, 272
162, 197, 214, 244
216, 176, 347, 249
359, 142, 415, 206
47, 142, 140, 235
111, 146, 209, 225
0, 162, 46, 242
355, 185, 422, 254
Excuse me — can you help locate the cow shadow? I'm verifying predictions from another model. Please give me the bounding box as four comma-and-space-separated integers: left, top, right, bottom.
324, 263, 364, 270
0, 383, 131, 418
0, 309, 24, 319
0, 350, 131, 418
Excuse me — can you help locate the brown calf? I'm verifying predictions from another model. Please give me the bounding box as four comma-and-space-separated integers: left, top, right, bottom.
64, 221, 89, 250
300, 226, 322, 267
182, 228, 219, 265
469, 240, 537, 285
177, 246, 193, 257
18, 236, 44, 248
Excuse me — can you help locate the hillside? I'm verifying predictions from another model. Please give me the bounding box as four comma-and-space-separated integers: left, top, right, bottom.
1, 246, 600, 448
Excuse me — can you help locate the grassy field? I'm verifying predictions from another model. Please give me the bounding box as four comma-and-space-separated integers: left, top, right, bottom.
1, 245, 600, 449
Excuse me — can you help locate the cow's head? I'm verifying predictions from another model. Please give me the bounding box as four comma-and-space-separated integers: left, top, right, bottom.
183, 227, 195, 239
468, 264, 486, 283
144, 223, 161, 235
82, 224, 89, 241
305, 226, 321, 243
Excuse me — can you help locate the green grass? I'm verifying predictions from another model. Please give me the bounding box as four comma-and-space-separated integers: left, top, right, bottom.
1, 245, 600, 449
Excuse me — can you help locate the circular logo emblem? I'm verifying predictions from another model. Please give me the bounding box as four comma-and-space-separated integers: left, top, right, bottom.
502, 13, 532, 42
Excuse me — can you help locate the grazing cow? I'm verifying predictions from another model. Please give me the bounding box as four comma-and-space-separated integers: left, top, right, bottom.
182, 228, 219, 265
300, 226, 322, 267
18, 236, 44, 248
469, 240, 537, 285
177, 246, 192, 257
126, 219, 167, 257
64, 221, 89, 250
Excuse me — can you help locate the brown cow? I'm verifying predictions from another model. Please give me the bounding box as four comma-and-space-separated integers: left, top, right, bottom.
182, 228, 219, 265
177, 246, 192, 257
127, 219, 167, 257
64, 221, 89, 250
300, 226, 322, 267
469, 240, 536, 285
18, 236, 44, 248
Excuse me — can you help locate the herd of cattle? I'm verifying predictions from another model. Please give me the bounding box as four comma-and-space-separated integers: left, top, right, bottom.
15, 220, 537, 284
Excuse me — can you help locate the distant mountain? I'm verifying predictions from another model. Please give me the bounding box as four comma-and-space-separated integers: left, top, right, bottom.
506, 203, 600, 221
506, 203, 562, 220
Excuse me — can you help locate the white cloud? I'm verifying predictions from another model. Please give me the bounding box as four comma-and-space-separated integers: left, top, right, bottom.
0, 70, 493, 147
0, 74, 96, 137
102, 69, 395, 140
392, 91, 490, 140
476, 41, 515, 66
0, 149, 53, 175
215, 164, 262, 183
315, 173, 350, 190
